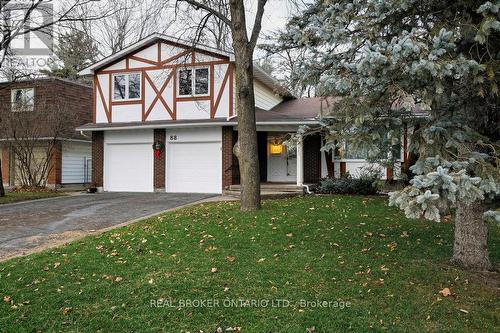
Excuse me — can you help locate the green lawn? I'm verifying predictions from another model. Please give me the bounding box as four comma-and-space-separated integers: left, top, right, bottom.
0, 196, 498, 332
0, 191, 64, 205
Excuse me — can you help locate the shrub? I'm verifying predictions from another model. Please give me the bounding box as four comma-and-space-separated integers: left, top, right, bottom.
318, 171, 380, 195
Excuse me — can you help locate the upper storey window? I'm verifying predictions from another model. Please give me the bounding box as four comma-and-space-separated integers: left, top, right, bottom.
11, 88, 34, 112
113, 73, 141, 100
178, 67, 209, 97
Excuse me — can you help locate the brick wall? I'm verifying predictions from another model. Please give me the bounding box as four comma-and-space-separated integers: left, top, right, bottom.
0, 78, 92, 140
92, 131, 104, 187
1, 145, 9, 185
154, 129, 166, 190
222, 126, 234, 189
304, 134, 322, 183
47, 142, 62, 185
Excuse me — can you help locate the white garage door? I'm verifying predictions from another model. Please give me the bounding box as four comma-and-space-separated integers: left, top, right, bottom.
104, 143, 153, 192
167, 141, 222, 193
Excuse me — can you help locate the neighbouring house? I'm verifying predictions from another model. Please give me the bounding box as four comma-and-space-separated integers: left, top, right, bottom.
0, 78, 93, 188
77, 33, 408, 194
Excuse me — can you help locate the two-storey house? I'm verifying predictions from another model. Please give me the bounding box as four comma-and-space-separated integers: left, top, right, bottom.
77, 34, 406, 193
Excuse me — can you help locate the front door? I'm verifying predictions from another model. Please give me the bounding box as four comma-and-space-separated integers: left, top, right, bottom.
267, 135, 297, 182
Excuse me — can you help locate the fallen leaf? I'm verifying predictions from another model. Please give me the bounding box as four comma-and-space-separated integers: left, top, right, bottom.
3, 296, 11, 302
226, 256, 236, 262
257, 258, 266, 263
53, 262, 61, 269
439, 288, 451, 297
286, 233, 293, 237
115, 277, 123, 282
459, 309, 469, 314
62, 307, 72, 315
211, 267, 218, 273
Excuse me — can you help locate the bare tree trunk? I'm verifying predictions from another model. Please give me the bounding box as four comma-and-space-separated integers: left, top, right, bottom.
451, 202, 492, 271
232, 59, 261, 211
229, 0, 261, 211
0, 162, 5, 197
179, 0, 265, 210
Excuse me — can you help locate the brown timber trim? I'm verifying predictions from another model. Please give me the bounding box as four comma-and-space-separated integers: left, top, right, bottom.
229, 64, 234, 116
129, 54, 159, 66
98, 60, 230, 74
92, 76, 97, 122
157, 41, 161, 63
95, 77, 110, 122
161, 49, 191, 65
209, 63, 214, 117
144, 70, 175, 120
91, 39, 234, 126
141, 68, 146, 120
211, 65, 230, 118
108, 73, 112, 122
173, 69, 177, 118
95, 39, 230, 75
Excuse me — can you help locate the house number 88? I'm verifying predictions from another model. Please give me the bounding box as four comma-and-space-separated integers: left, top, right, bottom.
169, 135, 178, 141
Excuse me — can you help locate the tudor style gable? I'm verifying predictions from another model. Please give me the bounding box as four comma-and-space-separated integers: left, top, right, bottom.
93, 39, 233, 124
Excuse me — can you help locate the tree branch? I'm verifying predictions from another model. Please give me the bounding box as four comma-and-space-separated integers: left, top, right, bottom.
249, 0, 267, 50
178, 0, 231, 26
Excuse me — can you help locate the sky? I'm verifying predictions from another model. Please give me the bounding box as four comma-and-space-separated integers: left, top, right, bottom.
2, 0, 303, 79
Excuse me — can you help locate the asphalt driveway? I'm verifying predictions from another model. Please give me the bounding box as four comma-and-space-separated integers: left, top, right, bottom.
0, 192, 214, 260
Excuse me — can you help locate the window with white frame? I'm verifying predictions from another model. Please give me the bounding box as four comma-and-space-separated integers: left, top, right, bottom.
178, 67, 209, 96
11, 88, 34, 111
113, 73, 141, 100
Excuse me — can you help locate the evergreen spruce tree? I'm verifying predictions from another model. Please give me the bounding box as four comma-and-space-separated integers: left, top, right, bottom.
278, 0, 500, 270
43, 29, 99, 82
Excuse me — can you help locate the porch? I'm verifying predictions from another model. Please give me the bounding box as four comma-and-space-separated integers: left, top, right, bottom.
222, 128, 323, 197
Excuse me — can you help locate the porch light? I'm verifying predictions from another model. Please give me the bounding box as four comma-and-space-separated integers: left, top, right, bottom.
270, 142, 283, 154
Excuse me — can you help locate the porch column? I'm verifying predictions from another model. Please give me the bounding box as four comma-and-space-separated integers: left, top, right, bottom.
296, 135, 304, 186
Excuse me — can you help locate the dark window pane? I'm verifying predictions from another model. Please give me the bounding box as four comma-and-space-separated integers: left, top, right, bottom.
14, 90, 23, 103
195, 68, 209, 95
128, 73, 141, 99
178, 69, 192, 95
114, 75, 126, 100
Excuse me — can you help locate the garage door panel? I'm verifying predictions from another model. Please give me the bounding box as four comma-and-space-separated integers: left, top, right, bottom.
167, 142, 221, 193
105, 143, 153, 192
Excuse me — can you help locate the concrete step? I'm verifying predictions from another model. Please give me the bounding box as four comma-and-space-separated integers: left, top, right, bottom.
223, 189, 304, 199
228, 184, 304, 192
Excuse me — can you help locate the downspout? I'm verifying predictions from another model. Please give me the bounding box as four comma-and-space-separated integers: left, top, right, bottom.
80, 130, 91, 139
302, 184, 312, 194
